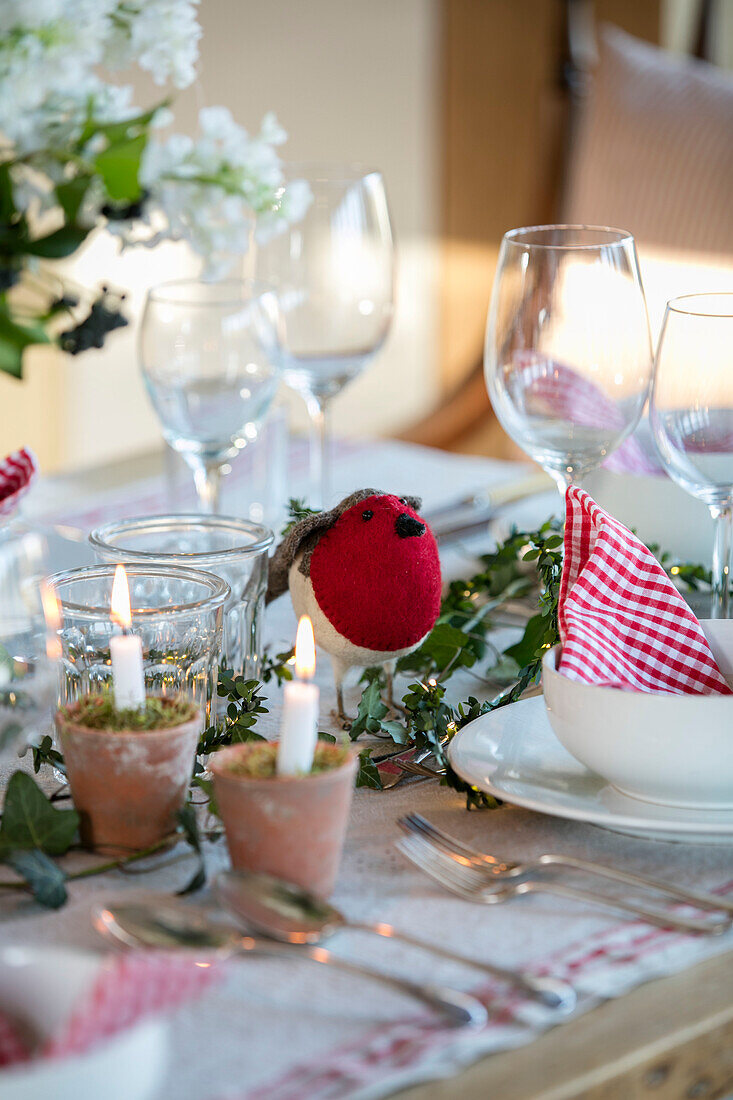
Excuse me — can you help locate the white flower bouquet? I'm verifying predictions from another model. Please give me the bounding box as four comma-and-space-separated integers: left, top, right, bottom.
0, 0, 309, 377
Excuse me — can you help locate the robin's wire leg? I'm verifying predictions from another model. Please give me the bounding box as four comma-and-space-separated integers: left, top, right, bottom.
385, 663, 408, 717
336, 682, 352, 726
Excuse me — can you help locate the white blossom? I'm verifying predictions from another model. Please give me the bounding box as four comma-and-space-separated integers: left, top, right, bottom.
103, 0, 201, 89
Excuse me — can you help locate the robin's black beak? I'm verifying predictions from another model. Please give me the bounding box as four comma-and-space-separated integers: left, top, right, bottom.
395, 513, 426, 539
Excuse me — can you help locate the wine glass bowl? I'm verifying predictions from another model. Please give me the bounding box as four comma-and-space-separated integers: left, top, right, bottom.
140, 279, 282, 513
485, 225, 653, 493
650, 293, 733, 617
255, 165, 394, 506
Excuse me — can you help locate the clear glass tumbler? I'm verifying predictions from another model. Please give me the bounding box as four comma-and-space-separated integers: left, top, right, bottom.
49, 564, 229, 720
89, 515, 273, 679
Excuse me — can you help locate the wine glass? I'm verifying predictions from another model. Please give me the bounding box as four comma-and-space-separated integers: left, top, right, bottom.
140, 279, 282, 514
650, 293, 733, 618
0, 532, 59, 760
255, 165, 394, 508
484, 225, 653, 496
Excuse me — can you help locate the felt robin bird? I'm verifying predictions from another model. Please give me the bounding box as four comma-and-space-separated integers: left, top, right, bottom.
267, 489, 442, 717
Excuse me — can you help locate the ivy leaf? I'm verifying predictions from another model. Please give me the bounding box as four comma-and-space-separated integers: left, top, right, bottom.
175, 805, 206, 896
6, 850, 67, 909
355, 748, 383, 790
0, 772, 79, 856
0, 307, 50, 379
55, 176, 91, 222
25, 225, 89, 259
503, 612, 550, 667
94, 133, 147, 202
407, 622, 477, 674
349, 680, 388, 740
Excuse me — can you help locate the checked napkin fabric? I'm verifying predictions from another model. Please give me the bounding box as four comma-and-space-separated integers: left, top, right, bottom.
558, 486, 731, 694
0, 447, 37, 519
0, 952, 219, 1069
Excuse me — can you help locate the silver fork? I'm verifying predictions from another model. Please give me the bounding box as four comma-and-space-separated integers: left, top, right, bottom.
400, 813, 733, 916
396, 834, 731, 935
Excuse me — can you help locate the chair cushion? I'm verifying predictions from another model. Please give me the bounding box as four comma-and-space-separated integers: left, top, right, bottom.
564, 26, 733, 255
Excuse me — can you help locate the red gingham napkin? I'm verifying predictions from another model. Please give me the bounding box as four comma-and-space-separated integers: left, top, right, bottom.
558, 487, 731, 694
0, 447, 38, 518
0, 952, 219, 1069
0, 1011, 31, 1067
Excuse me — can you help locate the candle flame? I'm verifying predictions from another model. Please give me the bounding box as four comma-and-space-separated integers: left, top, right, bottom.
110, 564, 132, 630
294, 615, 316, 680
40, 582, 62, 661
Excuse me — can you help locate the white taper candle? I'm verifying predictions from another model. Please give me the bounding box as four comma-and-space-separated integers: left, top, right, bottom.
110, 564, 146, 710
277, 615, 320, 775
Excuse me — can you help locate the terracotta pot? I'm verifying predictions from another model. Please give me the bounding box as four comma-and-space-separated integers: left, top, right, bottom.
209, 743, 357, 897
56, 704, 200, 854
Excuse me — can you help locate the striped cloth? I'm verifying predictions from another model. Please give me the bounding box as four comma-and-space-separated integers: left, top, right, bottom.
0, 447, 37, 518
563, 26, 733, 257
558, 486, 730, 694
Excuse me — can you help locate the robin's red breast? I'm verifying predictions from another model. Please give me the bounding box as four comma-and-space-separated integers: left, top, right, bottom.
308, 493, 441, 653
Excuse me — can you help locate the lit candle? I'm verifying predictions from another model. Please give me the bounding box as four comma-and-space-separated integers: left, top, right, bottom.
277, 615, 319, 775
109, 565, 145, 710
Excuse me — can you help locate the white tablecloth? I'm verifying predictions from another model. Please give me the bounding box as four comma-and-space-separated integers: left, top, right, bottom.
3, 438, 731, 1099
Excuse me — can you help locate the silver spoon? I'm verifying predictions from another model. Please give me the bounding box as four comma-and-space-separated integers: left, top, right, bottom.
213, 870, 576, 1013
92, 898, 487, 1029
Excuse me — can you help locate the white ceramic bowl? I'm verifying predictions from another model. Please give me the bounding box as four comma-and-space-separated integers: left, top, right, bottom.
0, 947, 167, 1100
543, 619, 733, 809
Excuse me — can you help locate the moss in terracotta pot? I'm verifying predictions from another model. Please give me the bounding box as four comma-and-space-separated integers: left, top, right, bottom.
56, 694, 201, 855
210, 740, 356, 898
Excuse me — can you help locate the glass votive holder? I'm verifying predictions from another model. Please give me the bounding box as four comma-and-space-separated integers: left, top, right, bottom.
88, 515, 273, 680
49, 564, 229, 719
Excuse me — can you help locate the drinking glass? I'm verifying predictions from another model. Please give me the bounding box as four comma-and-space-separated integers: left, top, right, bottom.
650, 293, 733, 618
0, 531, 59, 759
50, 565, 229, 720
140, 279, 282, 514
255, 165, 394, 508
89, 515, 273, 679
484, 225, 653, 494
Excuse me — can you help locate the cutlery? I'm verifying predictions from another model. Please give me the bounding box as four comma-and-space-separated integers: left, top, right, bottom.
214, 869, 576, 1011
92, 898, 488, 1029
400, 813, 733, 916
396, 834, 731, 935
426, 472, 554, 528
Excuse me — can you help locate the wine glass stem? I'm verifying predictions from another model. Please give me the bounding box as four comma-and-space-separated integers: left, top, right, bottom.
709, 503, 733, 619
307, 396, 330, 510
193, 461, 222, 514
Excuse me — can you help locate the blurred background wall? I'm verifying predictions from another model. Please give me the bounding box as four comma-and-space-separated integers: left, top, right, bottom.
1, 0, 731, 473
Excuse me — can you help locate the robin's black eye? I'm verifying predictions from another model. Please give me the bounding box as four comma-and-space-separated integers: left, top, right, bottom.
398, 497, 407, 505
362, 509, 374, 521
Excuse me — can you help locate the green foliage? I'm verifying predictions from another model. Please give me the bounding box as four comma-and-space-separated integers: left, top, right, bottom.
260, 647, 294, 685
175, 804, 206, 896
196, 671, 268, 766
0, 772, 79, 856
0, 772, 79, 908
281, 497, 322, 535
6, 850, 67, 909
0, 100, 170, 378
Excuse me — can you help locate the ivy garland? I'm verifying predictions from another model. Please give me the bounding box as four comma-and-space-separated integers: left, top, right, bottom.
2, 510, 713, 908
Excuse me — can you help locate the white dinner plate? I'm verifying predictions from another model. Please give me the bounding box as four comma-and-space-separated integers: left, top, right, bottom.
448, 696, 733, 844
